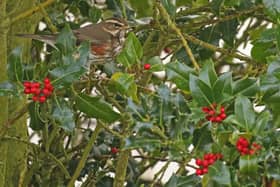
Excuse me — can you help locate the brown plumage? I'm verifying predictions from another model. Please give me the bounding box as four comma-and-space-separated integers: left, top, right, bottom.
17, 18, 129, 60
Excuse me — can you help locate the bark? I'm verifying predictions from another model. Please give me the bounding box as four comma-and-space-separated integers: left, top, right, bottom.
0, 1, 41, 186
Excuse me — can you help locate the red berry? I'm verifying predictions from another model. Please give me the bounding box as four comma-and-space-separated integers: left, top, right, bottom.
202, 160, 209, 167
209, 116, 215, 122
208, 159, 215, 165
32, 82, 40, 88
44, 78, 50, 84
206, 115, 212, 120
111, 147, 119, 154
241, 147, 249, 154
219, 113, 227, 119
220, 106, 225, 113
39, 96, 46, 103
241, 141, 249, 147
30, 87, 37, 94
196, 169, 203, 176
252, 142, 258, 147
202, 167, 208, 174
23, 82, 31, 88
252, 142, 261, 150
45, 84, 54, 91
32, 96, 39, 102
249, 149, 255, 155
205, 153, 214, 160
42, 89, 51, 97
164, 47, 172, 54
24, 88, 31, 94
215, 116, 222, 122
210, 153, 217, 160
238, 137, 249, 147
34, 89, 41, 95
202, 107, 210, 113
144, 63, 151, 70
208, 110, 215, 116
195, 159, 203, 166
215, 153, 223, 159
237, 145, 243, 151
204, 154, 210, 160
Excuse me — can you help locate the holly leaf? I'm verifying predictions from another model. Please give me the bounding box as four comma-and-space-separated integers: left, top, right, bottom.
190, 74, 214, 106
117, 33, 142, 67
193, 125, 213, 151
146, 56, 164, 72
233, 77, 259, 97
7, 47, 23, 82
88, 6, 102, 23
254, 111, 271, 135
165, 175, 201, 187
213, 72, 233, 103
128, 0, 153, 17
208, 161, 231, 185
75, 93, 120, 123
124, 136, 161, 151
263, 0, 280, 19
52, 99, 75, 132
161, 0, 176, 17
239, 155, 258, 175
109, 72, 138, 102
50, 63, 86, 86
166, 61, 194, 91
234, 95, 256, 132
199, 59, 218, 88
56, 24, 76, 54
50, 42, 89, 86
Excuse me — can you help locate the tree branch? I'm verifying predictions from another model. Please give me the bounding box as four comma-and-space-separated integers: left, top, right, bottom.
0, 104, 29, 137
67, 122, 102, 187
186, 4, 265, 29
10, 0, 56, 24
156, 1, 200, 71
113, 149, 130, 187
183, 34, 258, 63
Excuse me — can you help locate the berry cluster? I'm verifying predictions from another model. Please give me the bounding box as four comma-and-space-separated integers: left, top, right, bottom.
111, 147, 119, 154
195, 153, 223, 176
236, 137, 262, 156
23, 78, 54, 103
202, 103, 227, 123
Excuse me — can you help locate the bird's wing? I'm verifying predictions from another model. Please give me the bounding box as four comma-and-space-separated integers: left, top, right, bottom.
73, 24, 111, 43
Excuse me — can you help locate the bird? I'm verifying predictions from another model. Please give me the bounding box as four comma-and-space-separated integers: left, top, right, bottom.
17, 18, 130, 61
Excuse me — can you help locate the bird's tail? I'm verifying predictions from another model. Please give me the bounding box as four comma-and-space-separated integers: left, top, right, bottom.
16, 34, 57, 47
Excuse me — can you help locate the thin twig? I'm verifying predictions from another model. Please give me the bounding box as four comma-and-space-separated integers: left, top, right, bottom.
183, 34, 258, 63
156, 2, 200, 71
189, 4, 264, 28
67, 122, 102, 187
11, 0, 56, 24
38, 2, 57, 33
0, 104, 29, 137
113, 149, 130, 187
98, 121, 123, 138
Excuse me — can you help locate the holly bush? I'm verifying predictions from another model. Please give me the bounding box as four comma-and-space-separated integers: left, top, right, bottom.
1, 0, 280, 186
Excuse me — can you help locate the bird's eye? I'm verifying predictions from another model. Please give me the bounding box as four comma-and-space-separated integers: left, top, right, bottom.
113, 23, 122, 28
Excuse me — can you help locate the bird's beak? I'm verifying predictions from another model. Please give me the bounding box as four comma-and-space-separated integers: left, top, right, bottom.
122, 25, 130, 30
